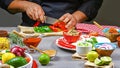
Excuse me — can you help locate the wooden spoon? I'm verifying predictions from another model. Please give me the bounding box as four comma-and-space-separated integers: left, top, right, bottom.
30, 45, 56, 57
93, 21, 104, 30
30, 45, 46, 54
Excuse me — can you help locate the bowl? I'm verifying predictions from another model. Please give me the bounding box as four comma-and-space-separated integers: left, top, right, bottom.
76, 41, 93, 55
63, 30, 81, 43
0, 30, 8, 37
18, 53, 33, 68
104, 32, 120, 42
23, 37, 41, 48
95, 43, 117, 56
103, 28, 120, 42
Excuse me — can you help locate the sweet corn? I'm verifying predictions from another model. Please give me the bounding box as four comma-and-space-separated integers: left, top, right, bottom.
0, 37, 10, 50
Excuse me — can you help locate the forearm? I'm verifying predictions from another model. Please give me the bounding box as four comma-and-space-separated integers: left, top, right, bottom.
8, 1, 32, 13
78, 0, 103, 21
72, 10, 88, 23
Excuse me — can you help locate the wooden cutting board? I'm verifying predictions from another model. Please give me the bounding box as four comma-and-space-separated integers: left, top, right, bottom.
72, 53, 87, 60
15, 25, 63, 37
84, 61, 114, 68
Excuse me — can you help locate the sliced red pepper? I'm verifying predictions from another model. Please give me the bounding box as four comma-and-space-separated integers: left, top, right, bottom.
49, 26, 61, 32
58, 25, 67, 31
58, 40, 76, 49
53, 21, 67, 31
32, 60, 38, 68
33, 21, 40, 27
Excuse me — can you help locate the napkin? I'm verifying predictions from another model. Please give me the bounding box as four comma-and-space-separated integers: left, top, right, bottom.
76, 23, 120, 36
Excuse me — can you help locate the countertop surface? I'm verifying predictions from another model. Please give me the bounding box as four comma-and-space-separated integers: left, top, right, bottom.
0, 27, 120, 68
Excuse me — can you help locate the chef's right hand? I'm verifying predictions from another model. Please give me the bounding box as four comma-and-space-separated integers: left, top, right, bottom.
24, 2, 45, 23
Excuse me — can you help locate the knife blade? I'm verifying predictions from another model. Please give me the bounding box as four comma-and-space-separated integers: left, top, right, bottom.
33, 16, 59, 27
45, 16, 59, 24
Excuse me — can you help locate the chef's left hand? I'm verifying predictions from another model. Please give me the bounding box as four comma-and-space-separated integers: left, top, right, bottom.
59, 13, 77, 29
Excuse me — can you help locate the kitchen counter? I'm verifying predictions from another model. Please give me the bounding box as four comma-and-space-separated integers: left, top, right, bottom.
0, 27, 120, 68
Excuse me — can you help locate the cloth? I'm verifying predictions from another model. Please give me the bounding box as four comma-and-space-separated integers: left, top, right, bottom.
76, 23, 120, 36
0, 0, 13, 11
0, 0, 103, 26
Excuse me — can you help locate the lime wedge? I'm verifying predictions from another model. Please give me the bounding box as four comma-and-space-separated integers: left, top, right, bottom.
100, 56, 112, 65
94, 58, 103, 66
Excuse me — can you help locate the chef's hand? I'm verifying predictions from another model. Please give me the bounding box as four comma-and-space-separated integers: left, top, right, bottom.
8, 1, 45, 23
24, 2, 45, 23
59, 13, 77, 29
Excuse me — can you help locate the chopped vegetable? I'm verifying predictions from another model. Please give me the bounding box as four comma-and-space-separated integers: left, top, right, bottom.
9, 33, 24, 47
77, 42, 92, 47
34, 26, 53, 33
0, 37, 10, 50
109, 27, 118, 33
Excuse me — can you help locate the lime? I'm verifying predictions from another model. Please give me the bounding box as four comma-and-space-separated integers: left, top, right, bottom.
6, 57, 27, 68
87, 51, 99, 62
38, 54, 50, 65
100, 56, 112, 65
94, 58, 103, 66
2, 53, 16, 63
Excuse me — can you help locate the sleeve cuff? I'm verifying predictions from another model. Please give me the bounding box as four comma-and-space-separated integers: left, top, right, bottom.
0, 0, 13, 10
78, 0, 103, 21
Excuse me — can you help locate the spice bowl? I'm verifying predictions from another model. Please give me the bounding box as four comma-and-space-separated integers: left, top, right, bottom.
104, 32, 120, 42
95, 43, 117, 56
43, 49, 57, 60
103, 28, 120, 42
23, 37, 42, 53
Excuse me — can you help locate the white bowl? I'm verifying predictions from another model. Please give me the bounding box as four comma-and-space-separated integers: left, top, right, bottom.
18, 53, 33, 68
76, 42, 92, 55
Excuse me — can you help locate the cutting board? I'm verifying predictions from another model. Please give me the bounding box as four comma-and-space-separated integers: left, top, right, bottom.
14, 25, 63, 37
84, 61, 114, 68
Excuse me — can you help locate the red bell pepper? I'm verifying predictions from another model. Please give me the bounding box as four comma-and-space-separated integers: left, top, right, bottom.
49, 26, 61, 32
33, 21, 40, 27
58, 39, 76, 49
32, 60, 38, 68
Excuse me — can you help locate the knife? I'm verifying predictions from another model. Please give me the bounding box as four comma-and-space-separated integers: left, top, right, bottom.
33, 16, 59, 26
45, 16, 59, 24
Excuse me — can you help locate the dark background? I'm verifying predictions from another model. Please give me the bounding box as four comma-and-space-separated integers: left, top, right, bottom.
0, 0, 120, 27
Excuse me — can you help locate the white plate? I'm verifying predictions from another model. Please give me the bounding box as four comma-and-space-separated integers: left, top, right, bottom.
56, 35, 111, 51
